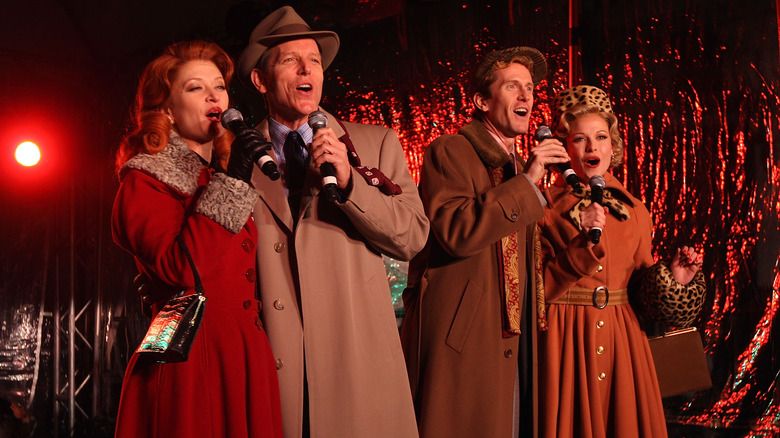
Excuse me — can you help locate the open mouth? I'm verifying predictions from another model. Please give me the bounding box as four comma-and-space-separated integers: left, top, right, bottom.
297, 84, 313, 92
206, 108, 222, 121
514, 108, 528, 117
585, 157, 601, 168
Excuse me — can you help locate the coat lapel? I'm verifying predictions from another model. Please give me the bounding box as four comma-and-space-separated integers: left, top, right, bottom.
252, 109, 347, 229
252, 120, 294, 232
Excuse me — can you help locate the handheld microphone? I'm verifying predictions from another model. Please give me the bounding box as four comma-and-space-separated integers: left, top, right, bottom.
221, 108, 280, 180
534, 125, 582, 190
307, 111, 339, 203
588, 175, 606, 244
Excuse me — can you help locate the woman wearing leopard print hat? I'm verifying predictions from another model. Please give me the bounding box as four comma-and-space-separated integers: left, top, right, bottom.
536, 85, 706, 437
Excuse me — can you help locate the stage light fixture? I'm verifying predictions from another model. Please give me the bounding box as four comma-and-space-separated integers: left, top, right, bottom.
15, 141, 41, 167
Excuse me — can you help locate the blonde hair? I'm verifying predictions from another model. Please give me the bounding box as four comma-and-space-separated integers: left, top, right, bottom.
555, 104, 624, 168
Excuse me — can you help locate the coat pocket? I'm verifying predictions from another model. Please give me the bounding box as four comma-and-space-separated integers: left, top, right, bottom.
445, 280, 484, 354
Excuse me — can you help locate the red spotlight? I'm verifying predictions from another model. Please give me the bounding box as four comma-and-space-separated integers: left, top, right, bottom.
15, 141, 41, 167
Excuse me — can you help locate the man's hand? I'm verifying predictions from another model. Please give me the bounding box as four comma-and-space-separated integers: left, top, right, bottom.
522, 137, 570, 184
309, 127, 352, 190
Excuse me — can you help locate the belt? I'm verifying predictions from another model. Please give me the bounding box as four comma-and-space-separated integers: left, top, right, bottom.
549, 287, 628, 309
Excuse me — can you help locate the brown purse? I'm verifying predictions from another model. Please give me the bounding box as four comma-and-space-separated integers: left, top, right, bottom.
647, 327, 712, 398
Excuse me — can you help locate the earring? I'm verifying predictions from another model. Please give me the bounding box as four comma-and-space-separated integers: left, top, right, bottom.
167, 115, 174, 125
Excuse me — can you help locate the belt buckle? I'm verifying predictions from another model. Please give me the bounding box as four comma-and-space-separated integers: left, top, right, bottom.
592, 286, 609, 309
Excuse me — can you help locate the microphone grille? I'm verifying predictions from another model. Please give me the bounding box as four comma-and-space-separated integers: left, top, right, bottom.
589, 174, 606, 189
308, 110, 328, 130
534, 125, 552, 142
221, 108, 243, 128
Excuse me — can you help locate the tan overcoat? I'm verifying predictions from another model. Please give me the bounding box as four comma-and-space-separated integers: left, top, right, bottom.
250, 109, 428, 438
401, 120, 544, 437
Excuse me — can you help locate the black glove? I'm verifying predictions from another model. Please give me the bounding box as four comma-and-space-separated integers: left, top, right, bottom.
226, 129, 271, 183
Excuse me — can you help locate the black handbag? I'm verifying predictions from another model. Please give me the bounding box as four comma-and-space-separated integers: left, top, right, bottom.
135, 236, 207, 363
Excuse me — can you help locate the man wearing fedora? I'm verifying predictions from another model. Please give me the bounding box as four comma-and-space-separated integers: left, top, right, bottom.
237, 6, 428, 438
399, 47, 570, 437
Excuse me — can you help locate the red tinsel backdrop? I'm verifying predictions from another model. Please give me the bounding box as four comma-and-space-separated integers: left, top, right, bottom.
0, 0, 777, 436
307, 0, 778, 434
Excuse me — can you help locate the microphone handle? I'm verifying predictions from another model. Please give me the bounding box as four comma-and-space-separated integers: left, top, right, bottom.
320, 163, 339, 202
589, 227, 602, 244
258, 154, 280, 180
225, 118, 280, 180
588, 186, 604, 244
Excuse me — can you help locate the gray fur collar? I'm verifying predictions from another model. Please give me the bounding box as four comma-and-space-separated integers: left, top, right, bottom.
119, 131, 203, 195
459, 120, 512, 169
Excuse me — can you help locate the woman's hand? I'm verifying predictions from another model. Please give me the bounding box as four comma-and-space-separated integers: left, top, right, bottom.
670, 246, 703, 285
579, 202, 606, 248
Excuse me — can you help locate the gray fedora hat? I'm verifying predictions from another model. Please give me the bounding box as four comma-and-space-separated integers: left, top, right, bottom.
237, 6, 340, 88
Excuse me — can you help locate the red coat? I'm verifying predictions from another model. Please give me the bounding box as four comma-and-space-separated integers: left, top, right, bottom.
111, 133, 283, 438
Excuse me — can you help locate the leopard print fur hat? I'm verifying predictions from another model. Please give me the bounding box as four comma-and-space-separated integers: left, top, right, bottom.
552, 85, 614, 123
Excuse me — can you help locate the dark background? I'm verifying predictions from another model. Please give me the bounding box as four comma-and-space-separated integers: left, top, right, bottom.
1, 0, 778, 436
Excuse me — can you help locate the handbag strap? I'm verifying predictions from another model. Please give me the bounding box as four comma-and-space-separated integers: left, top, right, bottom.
176, 235, 205, 295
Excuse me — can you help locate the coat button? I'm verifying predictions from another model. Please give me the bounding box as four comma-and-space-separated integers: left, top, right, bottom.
274, 299, 285, 310
596, 346, 605, 354
242, 239, 255, 253
245, 268, 256, 283
596, 320, 605, 328
504, 349, 513, 358
274, 242, 286, 253
598, 372, 606, 381
276, 358, 283, 370
243, 300, 252, 309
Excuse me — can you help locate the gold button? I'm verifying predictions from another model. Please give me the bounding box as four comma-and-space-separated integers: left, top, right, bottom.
245, 268, 256, 283
596, 346, 605, 354
276, 358, 283, 370
274, 299, 285, 310
596, 265, 603, 272
274, 242, 286, 253
242, 239, 254, 253
504, 349, 513, 358
598, 372, 606, 381
596, 320, 605, 328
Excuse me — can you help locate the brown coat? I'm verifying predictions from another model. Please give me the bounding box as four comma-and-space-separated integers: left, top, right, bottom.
537, 174, 668, 437
250, 109, 428, 438
401, 120, 544, 437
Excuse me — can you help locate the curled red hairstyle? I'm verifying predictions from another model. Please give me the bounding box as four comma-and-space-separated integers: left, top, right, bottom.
115, 40, 235, 174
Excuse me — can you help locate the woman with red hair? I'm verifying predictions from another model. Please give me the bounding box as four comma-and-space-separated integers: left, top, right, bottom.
112, 40, 282, 438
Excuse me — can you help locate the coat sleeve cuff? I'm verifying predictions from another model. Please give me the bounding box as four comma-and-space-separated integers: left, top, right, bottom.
194, 173, 257, 234
639, 261, 707, 327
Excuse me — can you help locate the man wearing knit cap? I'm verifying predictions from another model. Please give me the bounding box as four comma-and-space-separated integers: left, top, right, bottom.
237, 6, 428, 438
400, 47, 570, 437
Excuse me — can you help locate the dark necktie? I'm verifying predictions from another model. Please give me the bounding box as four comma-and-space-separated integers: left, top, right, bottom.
284, 130, 307, 216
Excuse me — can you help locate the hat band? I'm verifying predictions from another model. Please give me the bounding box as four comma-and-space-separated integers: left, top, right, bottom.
267, 23, 314, 38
